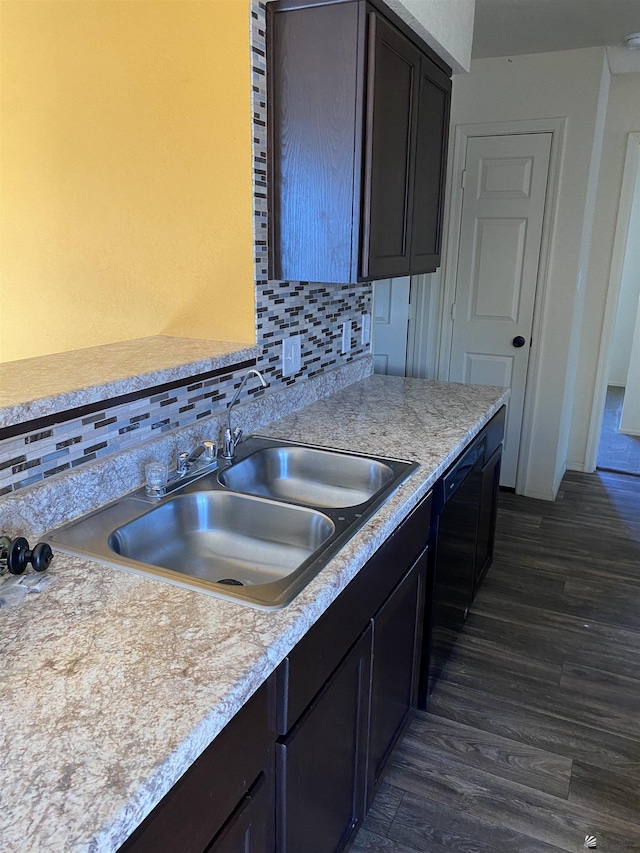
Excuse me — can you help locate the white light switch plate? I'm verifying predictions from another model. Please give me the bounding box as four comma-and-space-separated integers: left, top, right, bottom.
282, 335, 301, 377
341, 321, 352, 355
361, 313, 371, 346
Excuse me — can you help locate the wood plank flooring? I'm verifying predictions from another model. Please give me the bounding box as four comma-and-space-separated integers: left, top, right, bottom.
352, 470, 640, 853
598, 387, 640, 476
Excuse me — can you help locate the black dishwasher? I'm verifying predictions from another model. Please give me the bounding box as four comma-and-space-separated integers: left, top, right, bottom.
419, 435, 485, 706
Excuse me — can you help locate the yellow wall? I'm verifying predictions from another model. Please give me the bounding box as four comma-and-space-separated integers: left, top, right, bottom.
0, 0, 255, 362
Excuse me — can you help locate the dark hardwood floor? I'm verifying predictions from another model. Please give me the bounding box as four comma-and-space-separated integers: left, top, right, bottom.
352, 470, 640, 853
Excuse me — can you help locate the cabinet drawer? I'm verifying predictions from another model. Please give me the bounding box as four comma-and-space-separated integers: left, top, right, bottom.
119, 677, 275, 853
276, 493, 431, 734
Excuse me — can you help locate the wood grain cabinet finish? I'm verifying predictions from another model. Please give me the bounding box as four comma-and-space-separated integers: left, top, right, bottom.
367, 552, 426, 807
118, 677, 276, 853
268, 0, 451, 283
475, 444, 502, 595
207, 772, 272, 853
276, 495, 430, 851
419, 406, 506, 708
276, 626, 373, 853
475, 407, 506, 600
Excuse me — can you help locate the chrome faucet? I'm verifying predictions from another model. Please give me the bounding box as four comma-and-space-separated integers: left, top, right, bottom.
176, 440, 217, 477
223, 369, 268, 460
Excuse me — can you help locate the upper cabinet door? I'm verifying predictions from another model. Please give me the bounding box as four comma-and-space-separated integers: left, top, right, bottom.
361, 12, 420, 280
269, 1, 366, 284
410, 57, 451, 273
268, 0, 451, 285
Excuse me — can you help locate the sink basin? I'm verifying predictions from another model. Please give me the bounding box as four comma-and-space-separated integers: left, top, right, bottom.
45, 436, 418, 609
218, 446, 394, 508
109, 491, 334, 587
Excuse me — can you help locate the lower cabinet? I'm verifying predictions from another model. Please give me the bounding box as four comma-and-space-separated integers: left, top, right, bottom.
367, 557, 425, 807
276, 626, 372, 853
474, 444, 502, 596
118, 676, 276, 853
275, 496, 430, 851
118, 494, 431, 853
419, 405, 506, 707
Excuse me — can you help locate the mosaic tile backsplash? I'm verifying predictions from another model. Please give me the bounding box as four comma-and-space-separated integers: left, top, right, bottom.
0, 0, 373, 498
250, 0, 372, 390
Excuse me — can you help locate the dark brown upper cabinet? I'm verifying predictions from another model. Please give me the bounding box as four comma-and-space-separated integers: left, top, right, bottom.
268, 0, 452, 284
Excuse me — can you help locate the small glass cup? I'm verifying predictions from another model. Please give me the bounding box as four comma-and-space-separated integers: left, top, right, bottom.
145, 461, 168, 497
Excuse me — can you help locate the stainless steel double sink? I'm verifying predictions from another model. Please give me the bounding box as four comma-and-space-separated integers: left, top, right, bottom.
45, 436, 418, 609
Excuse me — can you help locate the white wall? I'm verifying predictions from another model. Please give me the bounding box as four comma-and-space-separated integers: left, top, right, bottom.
387, 0, 475, 73
607, 162, 640, 386
448, 47, 610, 499
567, 72, 640, 467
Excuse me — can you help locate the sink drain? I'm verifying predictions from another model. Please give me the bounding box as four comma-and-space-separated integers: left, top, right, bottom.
217, 578, 244, 586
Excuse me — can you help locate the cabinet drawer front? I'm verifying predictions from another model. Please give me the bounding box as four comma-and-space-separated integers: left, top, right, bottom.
118, 678, 275, 853
277, 493, 431, 733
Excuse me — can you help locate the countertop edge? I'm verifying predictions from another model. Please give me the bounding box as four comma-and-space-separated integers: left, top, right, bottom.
0, 338, 260, 429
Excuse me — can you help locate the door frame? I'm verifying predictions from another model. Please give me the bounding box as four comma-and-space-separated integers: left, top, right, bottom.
406, 270, 442, 379
584, 132, 640, 469
437, 118, 565, 494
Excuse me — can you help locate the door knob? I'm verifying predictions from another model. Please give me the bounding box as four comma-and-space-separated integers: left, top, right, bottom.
512, 336, 526, 348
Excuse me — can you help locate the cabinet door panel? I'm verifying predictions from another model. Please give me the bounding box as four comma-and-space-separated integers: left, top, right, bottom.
269, 1, 365, 283
207, 773, 272, 853
277, 626, 372, 853
368, 552, 426, 805
426, 457, 482, 698
475, 445, 502, 595
410, 57, 451, 272
277, 493, 431, 735
269, 0, 452, 283
363, 12, 420, 279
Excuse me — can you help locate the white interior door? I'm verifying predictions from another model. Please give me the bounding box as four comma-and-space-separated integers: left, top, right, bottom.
372, 277, 410, 375
620, 295, 640, 436
449, 133, 552, 488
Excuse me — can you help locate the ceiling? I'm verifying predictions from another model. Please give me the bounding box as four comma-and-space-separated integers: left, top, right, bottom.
472, 0, 640, 59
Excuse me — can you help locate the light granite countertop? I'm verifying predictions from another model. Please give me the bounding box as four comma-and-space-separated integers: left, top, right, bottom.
0, 376, 509, 853
0, 336, 259, 429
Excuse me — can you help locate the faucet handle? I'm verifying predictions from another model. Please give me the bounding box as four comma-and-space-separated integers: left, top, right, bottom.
177, 451, 190, 475
202, 440, 217, 462
222, 427, 243, 460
